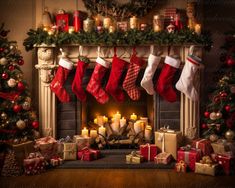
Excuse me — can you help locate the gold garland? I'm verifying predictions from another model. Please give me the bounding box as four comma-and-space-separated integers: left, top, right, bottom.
82, 0, 158, 19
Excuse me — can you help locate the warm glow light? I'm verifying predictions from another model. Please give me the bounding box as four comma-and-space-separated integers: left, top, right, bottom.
130, 113, 137, 121
81, 127, 89, 137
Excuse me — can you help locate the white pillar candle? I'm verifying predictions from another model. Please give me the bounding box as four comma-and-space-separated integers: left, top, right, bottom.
90, 130, 98, 139
114, 111, 121, 120
81, 127, 89, 137
144, 125, 152, 141
103, 116, 108, 123
111, 121, 120, 133
98, 125, 106, 138
134, 121, 142, 134
120, 117, 126, 128
103, 17, 111, 29
130, 16, 138, 29
97, 115, 104, 126
140, 117, 148, 126
130, 113, 137, 121
153, 15, 163, 32
194, 24, 201, 35
94, 118, 98, 124
68, 26, 75, 33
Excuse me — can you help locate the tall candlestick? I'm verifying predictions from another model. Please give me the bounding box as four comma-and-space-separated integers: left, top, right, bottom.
98, 125, 106, 138
81, 127, 89, 137
130, 16, 138, 29
130, 113, 137, 121
144, 125, 152, 141
90, 130, 98, 139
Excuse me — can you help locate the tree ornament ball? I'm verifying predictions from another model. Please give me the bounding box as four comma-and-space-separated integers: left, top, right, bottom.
16, 119, 26, 130
0, 47, 4, 52
13, 104, 22, 113
210, 112, 217, 120
204, 111, 210, 118
2, 72, 9, 79
8, 65, 15, 71
220, 92, 228, 99
225, 129, 235, 141
226, 57, 235, 66
17, 59, 24, 65
32, 121, 39, 129
0, 57, 8, 65
213, 96, 220, 103
7, 78, 17, 87
201, 123, 207, 129
1, 112, 7, 120
225, 105, 231, 112
216, 112, 223, 119
30, 111, 37, 119
17, 81, 25, 91
22, 101, 31, 110
209, 134, 219, 142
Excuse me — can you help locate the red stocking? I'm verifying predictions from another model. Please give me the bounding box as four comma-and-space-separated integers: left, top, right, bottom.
86, 57, 110, 104
106, 50, 128, 102
155, 56, 181, 102
50, 58, 73, 103
72, 60, 89, 102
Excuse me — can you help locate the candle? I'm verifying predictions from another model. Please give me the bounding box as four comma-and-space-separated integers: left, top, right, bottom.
130, 16, 138, 29
94, 118, 97, 124
98, 125, 106, 138
83, 17, 94, 32
120, 117, 126, 128
81, 127, 89, 137
103, 17, 111, 29
194, 24, 201, 35
103, 116, 108, 123
130, 113, 137, 121
140, 117, 148, 126
134, 121, 142, 134
114, 111, 121, 120
97, 115, 104, 126
90, 130, 98, 139
73, 10, 81, 32
68, 26, 75, 34
111, 121, 120, 133
109, 25, 115, 33
94, 14, 102, 27
153, 15, 163, 32
144, 125, 152, 141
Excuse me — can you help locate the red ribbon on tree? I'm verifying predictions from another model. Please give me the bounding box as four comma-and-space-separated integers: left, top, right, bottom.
0, 91, 19, 101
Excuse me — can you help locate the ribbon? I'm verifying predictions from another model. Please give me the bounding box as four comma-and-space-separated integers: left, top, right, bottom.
0, 91, 20, 101
129, 151, 143, 163
196, 139, 207, 149
158, 133, 165, 153
79, 147, 91, 161
176, 160, 186, 172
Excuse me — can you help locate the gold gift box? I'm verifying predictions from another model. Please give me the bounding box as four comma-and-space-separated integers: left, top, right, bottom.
126, 152, 144, 164
155, 131, 183, 160
63, 143, 77, 160
211, 142, 231, 155
195, 162, 219, 176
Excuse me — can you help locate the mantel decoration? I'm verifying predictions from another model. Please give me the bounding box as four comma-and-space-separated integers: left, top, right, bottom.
82, 0, 158, 19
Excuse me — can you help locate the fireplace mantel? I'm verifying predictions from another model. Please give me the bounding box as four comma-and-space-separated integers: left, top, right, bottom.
35, 44, 203, 140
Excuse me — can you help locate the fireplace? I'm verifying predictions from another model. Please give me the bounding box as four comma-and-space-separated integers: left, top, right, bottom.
36, 45, 202, 143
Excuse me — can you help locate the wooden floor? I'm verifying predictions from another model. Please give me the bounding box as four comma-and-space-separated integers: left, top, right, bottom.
0, 169, 234, 188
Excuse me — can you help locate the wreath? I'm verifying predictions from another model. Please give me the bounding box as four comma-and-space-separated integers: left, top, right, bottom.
82, 0, 158, 19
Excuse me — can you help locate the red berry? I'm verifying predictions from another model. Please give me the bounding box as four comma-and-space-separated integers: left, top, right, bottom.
32, 121, 39, 129
226, 57, 235, 66
225, 105, 231, 112
17, 81, 25, 92
204, 111, 210, 118
201, 123, 208, 129
13, 104, 22, 113
17, 59, 24, 65
8, 65, 15, 71
2, 72, 8, 79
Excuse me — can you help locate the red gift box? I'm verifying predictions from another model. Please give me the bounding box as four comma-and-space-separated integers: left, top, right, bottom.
56, 12, 69, 32
177, 147, 201, 171
140, 144, 157, 161
192, 138, 213, 156
215, 154, 235, 175
77, 148, 100, 161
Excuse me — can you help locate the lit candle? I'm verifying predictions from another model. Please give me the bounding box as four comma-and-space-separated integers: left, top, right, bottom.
130, 113, 137, 121
68, 26, 75, 34
109, 25, 115, 33
120, 117, 126, 128
144, 125, 152, 141
103, 116, 108, 123
153, 15, 163, 32
134, 121, 142, 134
140, 117, 148, 126
130, 16, 138, 29
194, 24, 201, 35
94, 118, 98, 124
114, 111, 121, 119
103, 17, 111, 29
90, 130, 98, 139
81, 127, 89, 137
98, 125, 106, 138
97, 115, 104, 126
111, 122, 120, 133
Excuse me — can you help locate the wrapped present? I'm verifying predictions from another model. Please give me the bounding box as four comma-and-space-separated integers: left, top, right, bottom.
63, 143, 77, 160
140, 144, 157, 161
211, 139, 234, 155
57, 136, 73, 157
154, 152, 172, 165
23, 152, 46, 175
195, 163, 219, 176
73, 135, 91, 150
192, 138, 213, 156
56, 9, 69, 31
175, 160, 187, 173
177, 146, 201, 171
35, 136, 57, 161
155, 130, 183, 160
126, 151, 144, 164
50, 156, 63, 167
77, 148, 100, 161
215, 154, 235, 175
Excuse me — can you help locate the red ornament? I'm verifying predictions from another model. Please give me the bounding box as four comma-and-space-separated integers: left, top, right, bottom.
204, 111, 210, 118
13, 104, 22, 113
225, 105, 231, 112
17, 59, 24, 65
2, 72, 9, 79
0, 48, 4, 52
226, 57, 235, 66
201, 123, 208, 129
32, 121, 39, 129
213, 96, 220, 103
8, 65, 15, 71
17, 81, 25, 92
220, 92, 228, 99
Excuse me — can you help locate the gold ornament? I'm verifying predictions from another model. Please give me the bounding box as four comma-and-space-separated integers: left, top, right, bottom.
16, 119, 26, 130
25, 97, 32, 103
30, 111, 37, 119
216, 112, 222, 119
225, 129, 235, 142
209, 134, 219, 142
209, 112, 217, 120
0, 57, 8, 65
1, 112, 7, 120
22, 101, 31, 110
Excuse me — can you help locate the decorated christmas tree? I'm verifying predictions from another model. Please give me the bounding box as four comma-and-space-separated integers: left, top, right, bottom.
202, 28, 235, 141
0, 24, 39, 144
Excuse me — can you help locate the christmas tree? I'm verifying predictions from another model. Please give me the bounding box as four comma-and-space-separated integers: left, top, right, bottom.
202, 28, 235, 140
0, 24, 39, 144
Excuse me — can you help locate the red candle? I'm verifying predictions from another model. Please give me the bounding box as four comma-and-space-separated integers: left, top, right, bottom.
73, 10, 81, 32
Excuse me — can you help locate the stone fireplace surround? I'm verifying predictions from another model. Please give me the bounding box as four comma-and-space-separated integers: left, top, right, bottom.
36, 45, 203, 142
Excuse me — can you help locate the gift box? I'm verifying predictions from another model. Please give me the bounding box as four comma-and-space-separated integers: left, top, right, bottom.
23, 152, 46, 175
215, 154, 235, 175
177, 146, 201, 171
63, 143, 77, 160
195, 163, 219, 176
140, 144, 157, 161
35, 136, 57, 161
175, 160, 187, 173
126, 151, 144, 164
211, 139, 234, 155
56, 11, 69, 31
50, 156, 63, 167
155, 131, 183, 160
154, 152, 172, 165
192, 138, 213, 156
77, 148, 100, 161
73, 135, 91, 150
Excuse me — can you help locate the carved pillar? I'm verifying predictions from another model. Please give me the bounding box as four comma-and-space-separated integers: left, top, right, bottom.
35, 47, 57, 137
